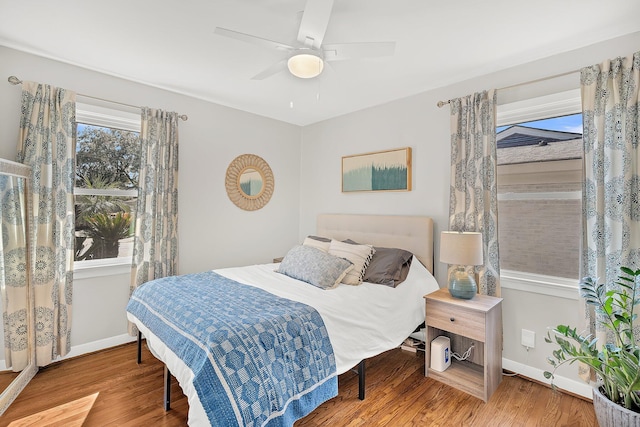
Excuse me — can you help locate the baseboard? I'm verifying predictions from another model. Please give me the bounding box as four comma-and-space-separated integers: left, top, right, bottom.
1, 334, 137, 371
61, 334, 137, 361
503, 357, 592, 400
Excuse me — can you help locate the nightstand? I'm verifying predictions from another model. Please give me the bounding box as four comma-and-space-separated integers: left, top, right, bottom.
424, 288, 502, 402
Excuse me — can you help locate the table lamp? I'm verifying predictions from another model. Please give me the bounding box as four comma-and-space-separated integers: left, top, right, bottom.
440, 231, 483, 299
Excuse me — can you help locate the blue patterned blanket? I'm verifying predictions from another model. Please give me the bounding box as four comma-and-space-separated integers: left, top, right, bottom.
126, 271, 338, 426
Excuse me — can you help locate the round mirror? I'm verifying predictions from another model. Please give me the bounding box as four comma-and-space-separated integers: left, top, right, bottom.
238, 167, 264, 198
225, 154, 274, 211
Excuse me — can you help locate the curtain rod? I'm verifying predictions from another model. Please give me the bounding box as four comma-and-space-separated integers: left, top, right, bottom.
7, 76, 188, 121
436, 68, 580, 108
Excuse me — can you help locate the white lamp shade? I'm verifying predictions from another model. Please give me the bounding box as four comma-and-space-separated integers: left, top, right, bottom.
287, 52, 324, 79
440, 231, 483, 266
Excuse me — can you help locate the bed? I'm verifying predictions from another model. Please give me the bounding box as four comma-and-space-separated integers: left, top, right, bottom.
126, 214, 438, 426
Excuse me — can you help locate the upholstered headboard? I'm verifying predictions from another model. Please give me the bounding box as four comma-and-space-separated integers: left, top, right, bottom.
316, 214, 434, 274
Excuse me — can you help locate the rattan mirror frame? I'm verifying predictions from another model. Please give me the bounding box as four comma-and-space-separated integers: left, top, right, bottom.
225, 154, 274, 211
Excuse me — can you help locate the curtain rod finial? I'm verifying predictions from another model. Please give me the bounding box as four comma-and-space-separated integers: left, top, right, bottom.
8, 76, 22, 85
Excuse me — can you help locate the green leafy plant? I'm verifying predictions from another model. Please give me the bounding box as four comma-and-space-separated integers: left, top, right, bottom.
544, 266, 640, 412
83, 212, 132, 259
74, 175, 134, 227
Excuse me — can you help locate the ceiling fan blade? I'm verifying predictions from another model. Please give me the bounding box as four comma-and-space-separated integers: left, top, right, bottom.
214, 27, 293, 52
297, 0, 334, 49
251, 59, 288, 80
323, 42, 396, 61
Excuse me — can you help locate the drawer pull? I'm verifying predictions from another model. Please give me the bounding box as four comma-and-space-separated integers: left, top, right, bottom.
450, 317, 455, 322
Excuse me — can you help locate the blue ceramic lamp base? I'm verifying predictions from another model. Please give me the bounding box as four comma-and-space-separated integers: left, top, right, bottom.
448, 266, 477, 299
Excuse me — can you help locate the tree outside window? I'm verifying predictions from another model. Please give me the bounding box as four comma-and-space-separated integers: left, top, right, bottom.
74, 124, 140, 262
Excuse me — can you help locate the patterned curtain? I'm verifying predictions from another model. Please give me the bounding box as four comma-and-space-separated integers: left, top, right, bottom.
581, 51, 640, 345
448, 90, 501, 296
129, 108, 179, 333
16, 81, 76, 366
1, 175, 29, 371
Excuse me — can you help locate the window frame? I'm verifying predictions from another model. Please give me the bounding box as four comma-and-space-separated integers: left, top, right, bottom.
497, 89, 582, 297
74, 100, 141, 279
497, 89, 580, 126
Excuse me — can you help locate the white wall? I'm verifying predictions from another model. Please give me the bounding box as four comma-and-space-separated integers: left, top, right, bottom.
300, 91, 450, 245
500, 288, 590, 396
299, 32, 640, 397
0, 46, 302, 358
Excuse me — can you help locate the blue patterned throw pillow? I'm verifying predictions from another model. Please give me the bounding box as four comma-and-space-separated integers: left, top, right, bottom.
277, 245, 353, 289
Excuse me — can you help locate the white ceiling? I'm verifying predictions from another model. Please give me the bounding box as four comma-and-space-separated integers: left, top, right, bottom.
1, 0, 639, 126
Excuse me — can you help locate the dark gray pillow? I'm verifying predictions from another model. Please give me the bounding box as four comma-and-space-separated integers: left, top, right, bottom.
364, 247, 413, 287
306, 235, 331, 242
343, 239, 413, 287
276, 245, 353, 289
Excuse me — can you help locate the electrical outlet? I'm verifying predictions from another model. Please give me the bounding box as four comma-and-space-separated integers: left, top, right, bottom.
521, 329, 535, 348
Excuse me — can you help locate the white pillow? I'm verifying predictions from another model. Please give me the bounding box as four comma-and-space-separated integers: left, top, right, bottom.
303, 236, 331, 252
328, 239, 375, 285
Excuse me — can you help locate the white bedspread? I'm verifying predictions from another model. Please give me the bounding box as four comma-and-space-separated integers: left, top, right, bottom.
217, 257, 439, 374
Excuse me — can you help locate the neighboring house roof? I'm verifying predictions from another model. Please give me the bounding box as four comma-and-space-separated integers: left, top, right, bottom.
497, 125, 582, 165
497, 125, 581, 148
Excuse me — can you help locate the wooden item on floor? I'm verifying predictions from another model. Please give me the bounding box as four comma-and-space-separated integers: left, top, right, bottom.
424, 287, 503, 402
0, 341, 596, 426
7, 392, 98, 427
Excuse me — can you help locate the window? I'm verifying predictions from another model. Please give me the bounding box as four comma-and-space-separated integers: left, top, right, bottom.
496, 90, 582, 297
74, 102, 141, 273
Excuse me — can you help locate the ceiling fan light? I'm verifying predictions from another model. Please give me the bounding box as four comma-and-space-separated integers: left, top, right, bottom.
287, 53, 324, 79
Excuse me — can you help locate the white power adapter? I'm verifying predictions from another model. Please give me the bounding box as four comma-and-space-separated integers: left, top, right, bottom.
430, 336, 451, 372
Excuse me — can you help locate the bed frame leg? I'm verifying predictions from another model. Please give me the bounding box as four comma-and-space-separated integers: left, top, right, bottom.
358, 359, 365, 400
137, 331, 142, 364
164, 365, 171, 411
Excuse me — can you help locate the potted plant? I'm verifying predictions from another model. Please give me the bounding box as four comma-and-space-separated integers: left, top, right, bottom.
544, 266, 640, 426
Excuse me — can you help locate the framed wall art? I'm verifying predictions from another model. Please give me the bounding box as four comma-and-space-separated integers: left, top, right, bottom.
342, 147, 412, 192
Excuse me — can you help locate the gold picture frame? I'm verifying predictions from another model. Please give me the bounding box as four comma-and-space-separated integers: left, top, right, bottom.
342, 147, 412, 192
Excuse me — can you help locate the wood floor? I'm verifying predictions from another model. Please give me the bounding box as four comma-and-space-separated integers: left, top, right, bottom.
0, 342, 596, 426
0, 372, 19, 394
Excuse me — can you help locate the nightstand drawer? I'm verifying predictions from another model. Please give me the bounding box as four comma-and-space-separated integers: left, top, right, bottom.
426, 300, 485, 342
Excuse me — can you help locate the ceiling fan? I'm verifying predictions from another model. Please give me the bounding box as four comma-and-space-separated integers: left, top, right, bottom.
213, 0, 395, 80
